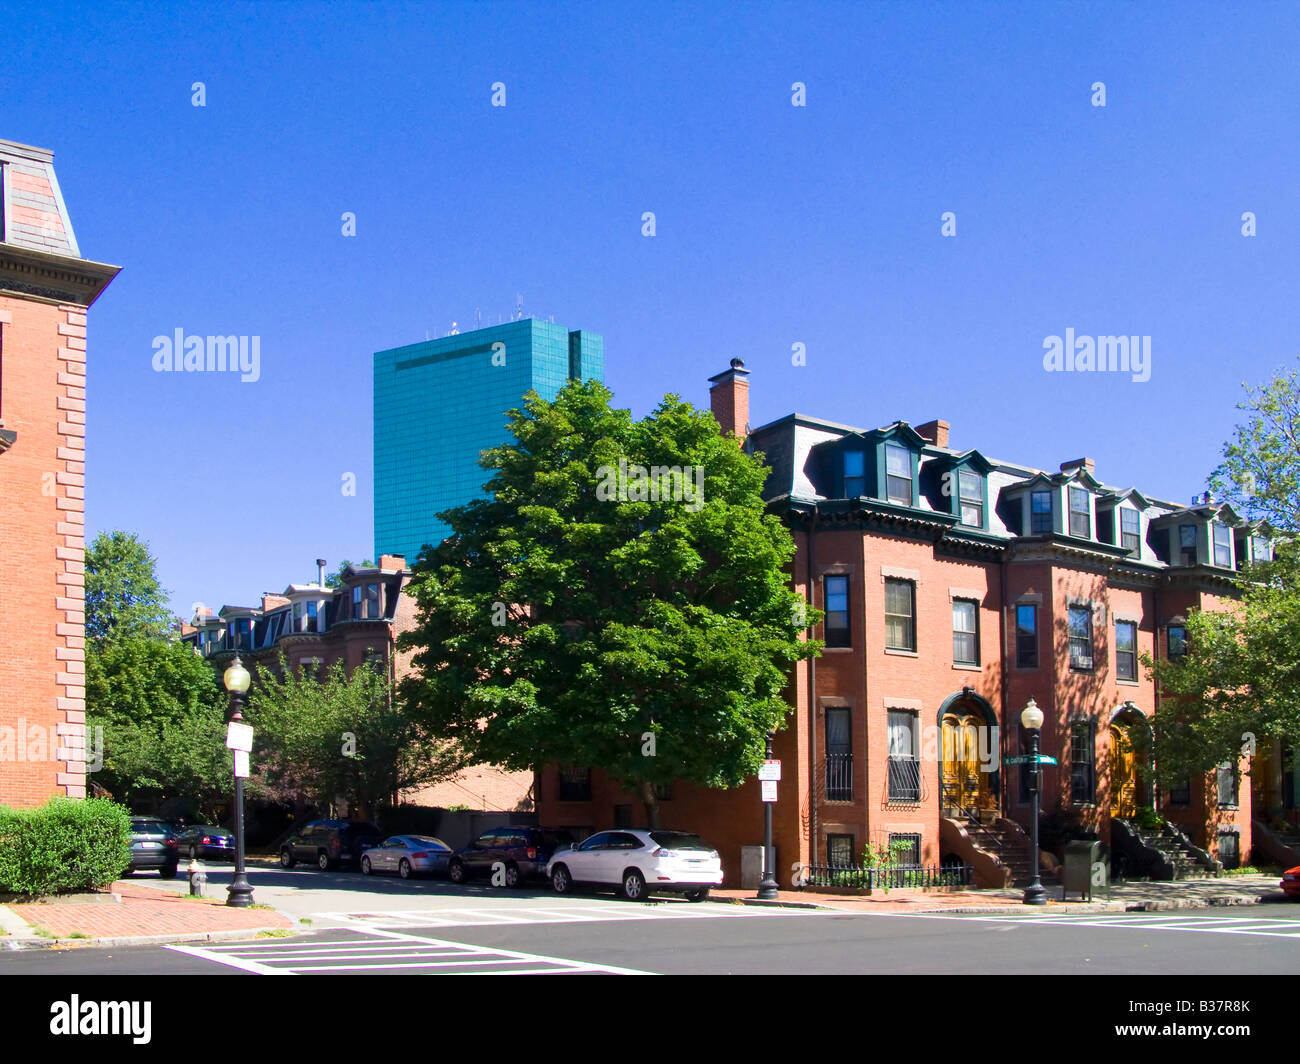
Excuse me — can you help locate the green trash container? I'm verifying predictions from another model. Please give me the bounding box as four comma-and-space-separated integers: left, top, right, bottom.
1062, 839, 1105, 901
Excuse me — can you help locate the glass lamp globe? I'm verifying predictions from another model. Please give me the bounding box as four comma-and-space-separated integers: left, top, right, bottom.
223, 658, 251, 694
1020, 698, 1044, 731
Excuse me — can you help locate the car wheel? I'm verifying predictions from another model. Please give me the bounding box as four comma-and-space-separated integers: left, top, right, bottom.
551, 864, 572, 894
399, 859, 412, 880
685, 888, 710, 902
317, 851, 332, 871
280, 848, 296, 869
449, 859, 467, 885
504, 862, 521, 889
159, 864, 178, 880
621, 868, 648, 901
361, 856, 372, 875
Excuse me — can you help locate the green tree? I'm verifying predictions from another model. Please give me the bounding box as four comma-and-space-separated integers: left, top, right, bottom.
324, 559, 376, 588
248, 655, 467, 816
398, 379, 818, 827
85, 530, 174, 644
1151, 363, 1300, 787
86, 636, 229, 812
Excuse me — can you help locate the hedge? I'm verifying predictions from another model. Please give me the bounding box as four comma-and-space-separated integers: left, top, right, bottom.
0, 797, 131, 896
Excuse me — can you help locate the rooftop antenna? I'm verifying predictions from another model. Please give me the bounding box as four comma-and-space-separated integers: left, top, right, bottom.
450, 321, 459, 335
515, 292, 523, 320
475, 307, 482, 329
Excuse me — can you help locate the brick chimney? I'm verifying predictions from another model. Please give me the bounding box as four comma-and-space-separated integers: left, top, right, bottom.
916, 419, 950, 448
708, 358, 750, 442
1060, 457, 1095, 477
262, 593, 290, 612
378, 553, 407, 571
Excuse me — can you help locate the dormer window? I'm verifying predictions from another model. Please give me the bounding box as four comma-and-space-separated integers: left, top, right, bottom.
1212, 522, 1232, 568
958, 470, 983, 527
1030, 490, 1052, 534
1120, 508, 1140, 556
1250, 536, 1272, 564
885, 442, 912, 505
843, 450, 865, 498
1178, 524, 1197, 566
1068, 486, 1091, 539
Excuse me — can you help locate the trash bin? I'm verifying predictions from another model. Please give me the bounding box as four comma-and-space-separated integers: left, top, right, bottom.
1062, 839, 1105, 901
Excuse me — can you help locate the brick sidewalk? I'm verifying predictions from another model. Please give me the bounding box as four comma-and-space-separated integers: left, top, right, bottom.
712, 873, 1288, 914
0, 880, 293, 946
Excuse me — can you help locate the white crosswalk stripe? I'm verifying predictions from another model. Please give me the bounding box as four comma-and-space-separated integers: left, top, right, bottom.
311, 902, 817, 929
168, 925, 651, 975
916, 911, 1300, 940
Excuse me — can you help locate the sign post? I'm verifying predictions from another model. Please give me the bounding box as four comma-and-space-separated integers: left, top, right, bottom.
756, 739, 779, 900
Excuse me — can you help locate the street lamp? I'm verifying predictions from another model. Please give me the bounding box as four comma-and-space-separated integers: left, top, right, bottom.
1020, 698, 1047, 906
223, 655, 254, 908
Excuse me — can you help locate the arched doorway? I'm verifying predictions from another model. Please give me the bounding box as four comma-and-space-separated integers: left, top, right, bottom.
938, 690, 999, 817
1108, 705, 1152, 819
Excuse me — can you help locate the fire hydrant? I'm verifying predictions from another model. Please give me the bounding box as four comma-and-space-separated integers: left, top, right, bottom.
188, 858, 207, 898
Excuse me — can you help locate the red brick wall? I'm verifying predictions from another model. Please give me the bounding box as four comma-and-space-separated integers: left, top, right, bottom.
0, 297, 89, 806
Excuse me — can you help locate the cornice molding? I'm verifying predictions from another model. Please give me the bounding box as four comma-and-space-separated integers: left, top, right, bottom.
0, 244, 119, 307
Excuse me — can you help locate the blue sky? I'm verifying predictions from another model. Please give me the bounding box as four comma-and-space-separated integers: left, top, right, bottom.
3, 1, 1297, 619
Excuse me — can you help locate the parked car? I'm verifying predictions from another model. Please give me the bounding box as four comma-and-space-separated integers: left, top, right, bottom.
360, 835, 453, 879
174, 824, 236, 861
447, 827, 576, 888
126, 817, 179, 878
1282, 865, 1300, 897
547, 829, 723, 901
279, 820, 383, 871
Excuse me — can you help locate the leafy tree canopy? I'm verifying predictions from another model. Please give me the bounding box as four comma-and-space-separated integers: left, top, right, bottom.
85, 530, 173, 645
398, 379, 818, 825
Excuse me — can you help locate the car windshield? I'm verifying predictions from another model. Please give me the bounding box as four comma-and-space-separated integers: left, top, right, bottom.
649, 832, 713, 851
408, 837, 448, 850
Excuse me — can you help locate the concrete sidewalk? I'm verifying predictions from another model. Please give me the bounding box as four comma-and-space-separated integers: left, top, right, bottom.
714, 873, 1293, 914
0, 879, 293, 949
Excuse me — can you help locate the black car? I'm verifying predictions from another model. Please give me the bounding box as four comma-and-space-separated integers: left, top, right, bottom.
448, 827, 576, 888
279, 820, 383, 871
126, 817, 179, 878
174, 824, 236, 861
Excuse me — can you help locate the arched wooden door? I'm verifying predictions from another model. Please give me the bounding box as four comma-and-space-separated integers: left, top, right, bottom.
1110, 722, 1138, 818
941, 712, 995, 813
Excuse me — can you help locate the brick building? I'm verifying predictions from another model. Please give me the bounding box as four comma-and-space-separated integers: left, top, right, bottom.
0, 140, 118, 807
536, 362, 1264, 887
181, 556, 533, 813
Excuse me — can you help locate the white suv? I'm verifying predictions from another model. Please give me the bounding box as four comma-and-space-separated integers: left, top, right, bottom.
547, 829, 724, 901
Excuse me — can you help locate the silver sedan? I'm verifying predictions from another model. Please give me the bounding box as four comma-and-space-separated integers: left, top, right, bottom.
359, 835, 453, 879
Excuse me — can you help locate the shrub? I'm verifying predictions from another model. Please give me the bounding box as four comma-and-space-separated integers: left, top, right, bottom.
0, 797, 131, 896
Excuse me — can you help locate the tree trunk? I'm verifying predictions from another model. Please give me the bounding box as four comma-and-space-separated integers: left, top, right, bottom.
639, 780, 661, 829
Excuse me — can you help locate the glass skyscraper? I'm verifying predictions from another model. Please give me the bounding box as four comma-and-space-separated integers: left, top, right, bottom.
374, 318, 604, 563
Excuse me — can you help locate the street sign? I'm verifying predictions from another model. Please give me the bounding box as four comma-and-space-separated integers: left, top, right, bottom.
226, 721, 254, 752
760, 780, 778, 803
232, 750, 250, 778
758, 760, 781, 782
1003, 754, 1058, 765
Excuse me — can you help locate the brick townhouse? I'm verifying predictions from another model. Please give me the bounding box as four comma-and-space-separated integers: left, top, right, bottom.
0, 140, 118, 807
536, 360, 1271, 887
181, 556, 532, 813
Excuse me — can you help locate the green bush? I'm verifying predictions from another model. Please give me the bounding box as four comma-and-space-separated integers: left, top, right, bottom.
0, 797, 131, 896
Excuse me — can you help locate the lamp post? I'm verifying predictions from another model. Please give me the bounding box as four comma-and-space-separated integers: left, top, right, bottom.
223, 656, 255, 908
1020, 698, 1047, 906
756, 731, 779, 900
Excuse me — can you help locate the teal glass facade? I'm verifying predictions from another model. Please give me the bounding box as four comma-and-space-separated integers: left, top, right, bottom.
374, 318, 604, 563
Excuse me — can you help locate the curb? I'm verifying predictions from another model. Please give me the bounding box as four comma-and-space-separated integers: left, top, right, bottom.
730, 894, 1270, 915
1, 925, 297, 951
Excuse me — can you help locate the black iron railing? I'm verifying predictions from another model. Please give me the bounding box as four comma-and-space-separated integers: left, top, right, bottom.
887, 756, 921, 800
825, 752, 853, 801
805, 862, 972, 893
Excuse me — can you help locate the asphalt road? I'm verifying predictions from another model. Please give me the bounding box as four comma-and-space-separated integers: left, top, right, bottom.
5, 901, 1299, 976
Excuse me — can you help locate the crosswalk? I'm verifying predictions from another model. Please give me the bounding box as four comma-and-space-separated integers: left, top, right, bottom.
311, 901, 814, 930
168, 926, 651, 975
925, 911, 1300, 940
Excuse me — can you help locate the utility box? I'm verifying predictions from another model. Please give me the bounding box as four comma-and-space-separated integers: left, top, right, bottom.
741, 845, 775, 890
1062, 839, 1105, 901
